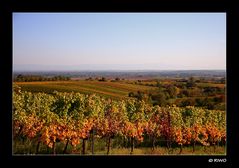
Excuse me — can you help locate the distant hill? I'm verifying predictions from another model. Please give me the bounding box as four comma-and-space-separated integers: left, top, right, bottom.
13, 70, 226, 79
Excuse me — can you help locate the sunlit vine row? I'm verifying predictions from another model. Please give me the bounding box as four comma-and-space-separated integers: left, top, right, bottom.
13, 84, 226, 154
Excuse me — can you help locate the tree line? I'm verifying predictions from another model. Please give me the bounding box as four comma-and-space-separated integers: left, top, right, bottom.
14, 74, 70, 82
128, 77, 225, 110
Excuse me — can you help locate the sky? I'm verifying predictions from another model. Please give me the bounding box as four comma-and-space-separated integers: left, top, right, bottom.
13, 13, 226, 71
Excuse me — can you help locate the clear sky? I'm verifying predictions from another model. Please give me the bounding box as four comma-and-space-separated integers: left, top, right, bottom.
13, 13, 226, 71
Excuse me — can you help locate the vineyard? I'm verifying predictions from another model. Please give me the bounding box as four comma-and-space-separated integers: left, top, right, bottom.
13, 85, 226, 155
15, 81, 157, 100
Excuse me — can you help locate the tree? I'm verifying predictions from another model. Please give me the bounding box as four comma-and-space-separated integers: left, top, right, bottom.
128, 92, 134, 97
180, 98, 195, 107
167, 85, 180, 98
220, 77, 226, 84
179, 89, 189, 97
155, 93, 167, 106
188, 88, 203, 97
186, 77, 196, 88
99, 77, 107, 82
136, 91, 144, 101
156, 80, 162, 87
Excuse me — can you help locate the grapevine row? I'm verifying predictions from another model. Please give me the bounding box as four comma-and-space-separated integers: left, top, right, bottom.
13, 85, 226, 154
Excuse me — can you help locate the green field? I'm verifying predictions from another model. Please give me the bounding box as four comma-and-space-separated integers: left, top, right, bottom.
15, 80, 157, 100
196, 82, 225, 88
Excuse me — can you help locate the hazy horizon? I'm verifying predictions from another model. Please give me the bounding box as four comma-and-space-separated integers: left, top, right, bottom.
13, 64, 226, 72
13, 13, 226, 71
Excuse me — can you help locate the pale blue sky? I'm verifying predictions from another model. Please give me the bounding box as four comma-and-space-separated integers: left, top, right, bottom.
13, 13, 226, 71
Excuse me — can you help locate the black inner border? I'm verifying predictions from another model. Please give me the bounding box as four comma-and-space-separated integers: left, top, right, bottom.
1, 0, 238, 167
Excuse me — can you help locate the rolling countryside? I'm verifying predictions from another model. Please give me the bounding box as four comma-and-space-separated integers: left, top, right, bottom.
15, 80, 157, 100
